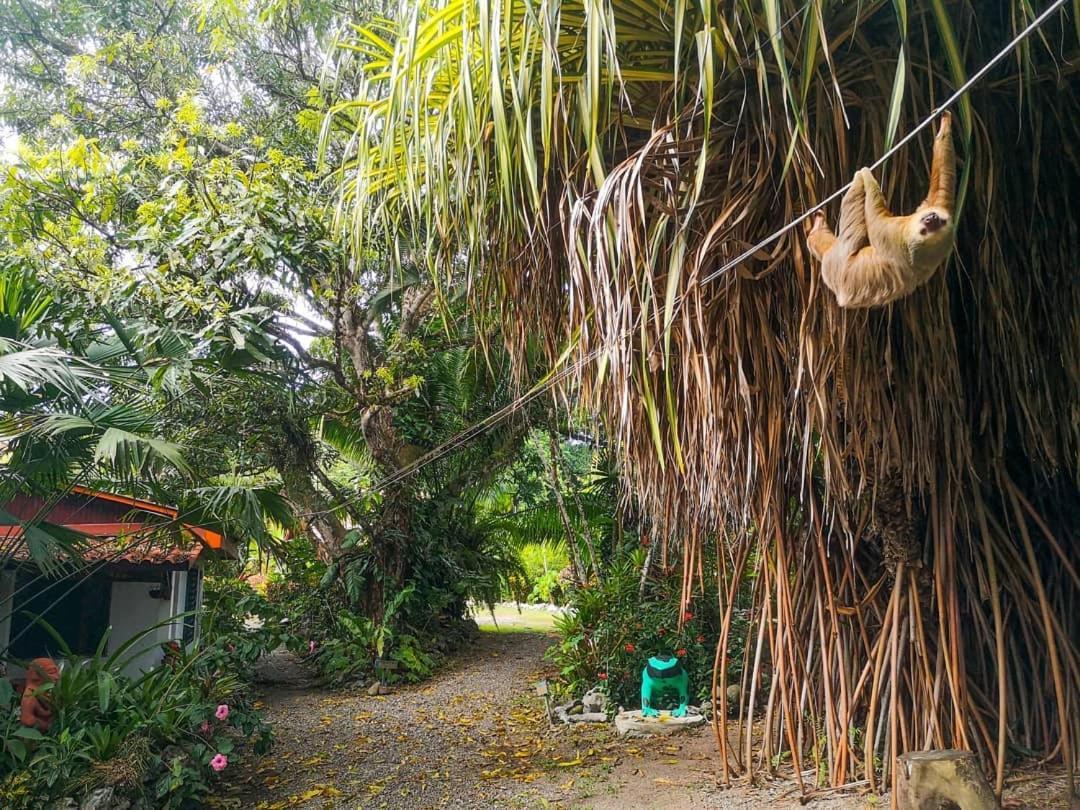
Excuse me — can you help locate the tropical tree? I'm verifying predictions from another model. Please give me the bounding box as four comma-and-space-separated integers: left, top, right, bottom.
1, 0, 544, 630
328, 0, 1079, 798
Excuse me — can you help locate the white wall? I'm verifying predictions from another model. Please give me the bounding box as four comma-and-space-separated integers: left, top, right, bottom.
107, 571, 189, 678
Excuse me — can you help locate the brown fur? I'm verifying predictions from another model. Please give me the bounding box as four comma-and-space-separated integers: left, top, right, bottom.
808, 112, 956, 308
19, 657, 60, 732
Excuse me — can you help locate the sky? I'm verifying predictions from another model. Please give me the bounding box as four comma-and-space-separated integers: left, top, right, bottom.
2, 129, 17, 159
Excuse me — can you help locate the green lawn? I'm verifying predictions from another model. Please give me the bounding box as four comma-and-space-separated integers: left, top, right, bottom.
472, 603, 566, 633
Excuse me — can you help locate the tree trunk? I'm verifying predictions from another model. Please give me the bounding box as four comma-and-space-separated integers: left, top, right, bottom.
355, 403, 412, 624
548, 424, 603, 584
894, 750, 996, 810
545, 430, 584, 584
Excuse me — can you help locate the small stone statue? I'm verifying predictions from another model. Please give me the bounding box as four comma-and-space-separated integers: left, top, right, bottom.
641, 654, 689, 718
20, 657, 60, 732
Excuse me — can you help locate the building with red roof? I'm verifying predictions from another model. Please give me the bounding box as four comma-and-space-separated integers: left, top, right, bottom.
1, 487, 238, 678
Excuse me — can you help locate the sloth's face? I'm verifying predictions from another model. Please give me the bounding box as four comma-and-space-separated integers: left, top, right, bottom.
919, 211, 948, 236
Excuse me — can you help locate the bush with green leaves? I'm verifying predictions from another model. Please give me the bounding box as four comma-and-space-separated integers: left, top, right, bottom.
546, 541, 724, 710
0, 622, 270, 809
514, 541, 569, 605
200, 566, 296, 680
264, 500, 512, 686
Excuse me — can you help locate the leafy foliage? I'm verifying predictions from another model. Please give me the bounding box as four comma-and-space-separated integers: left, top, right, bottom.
0, 622, 270, 808
546, 540, 722, 709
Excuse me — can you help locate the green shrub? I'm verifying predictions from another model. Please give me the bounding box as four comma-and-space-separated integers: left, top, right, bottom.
0, 620, 271, 809
264, 502, 510, 686
201, 569, 295, 680
517, 541, 569, 604
546, 541, 723, 709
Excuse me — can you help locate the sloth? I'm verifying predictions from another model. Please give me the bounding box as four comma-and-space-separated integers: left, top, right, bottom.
808, 112, 956, 308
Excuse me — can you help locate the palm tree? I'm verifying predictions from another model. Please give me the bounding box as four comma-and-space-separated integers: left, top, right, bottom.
326, 0, 1079, 799
0, 267, 295, 570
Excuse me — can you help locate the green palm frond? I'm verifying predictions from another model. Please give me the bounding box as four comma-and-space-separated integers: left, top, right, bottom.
0, 506, 91, 576
318, 415, 377, 469
0, 267, 55, 339
179, 485, 296, 555
2, 404, 191, 484
0, 340, 97, 399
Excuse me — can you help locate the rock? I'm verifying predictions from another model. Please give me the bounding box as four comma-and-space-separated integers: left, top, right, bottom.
47, 800, 77, 810
567, 712, 608, 723
79, 787, 114, 810
568, 702, 584, 715
726, 684, 741, 703
699, 699, 712, 719
379, 684, 393, 695
367, 682, 382, 696
614, 708, 707, 738
581, 687, 607, 714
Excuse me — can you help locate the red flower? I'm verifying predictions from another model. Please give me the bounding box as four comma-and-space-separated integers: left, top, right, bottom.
675, 648, 687, 657
683, 611, 694, 622
598, 672, 608, 681
624, 643, 636, 653
696, 635, 706, 644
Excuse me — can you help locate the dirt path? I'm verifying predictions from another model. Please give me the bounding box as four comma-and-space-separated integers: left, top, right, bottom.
214, 631, 1080, 809
215, 631, 882, 809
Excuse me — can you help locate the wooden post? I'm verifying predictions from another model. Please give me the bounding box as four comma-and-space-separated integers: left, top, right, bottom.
374, 657, 399, 686
535, 679, 554, 726
895, 750, 996, 810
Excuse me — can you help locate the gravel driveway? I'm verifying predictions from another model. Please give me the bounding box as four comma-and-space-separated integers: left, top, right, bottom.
215, 631, 1071, 810
226, 631, 560, 809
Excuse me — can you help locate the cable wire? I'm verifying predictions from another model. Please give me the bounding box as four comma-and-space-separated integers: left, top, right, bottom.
700, 0, 1068, 287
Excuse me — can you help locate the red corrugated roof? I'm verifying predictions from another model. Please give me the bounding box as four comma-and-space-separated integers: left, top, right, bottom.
70, 486, 225, 549
2, 529, 204, 567
2, 488, 238, 566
